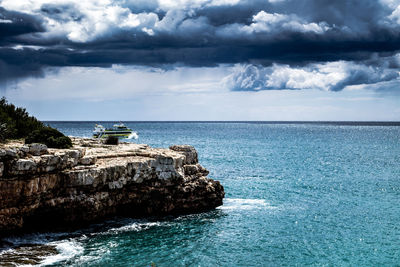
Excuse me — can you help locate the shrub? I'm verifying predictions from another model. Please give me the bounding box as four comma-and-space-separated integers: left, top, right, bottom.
47, 136, 73, 149
25, 127, 72, 149
0, 98, 71, 148
0, 97, 44, 139
104, 136, 119, 145
0, 123, 8, 143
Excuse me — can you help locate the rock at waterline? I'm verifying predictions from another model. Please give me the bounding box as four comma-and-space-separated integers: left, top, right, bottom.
0, 244, 58, 266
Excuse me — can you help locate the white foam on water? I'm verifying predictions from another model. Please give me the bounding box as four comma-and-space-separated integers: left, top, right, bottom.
0, 219, 165, 266
0, 247, 14, 257
127, 132, 139, 140
106, 221, 163, 235
38, 239, 84, 266
218, 198, 276, 210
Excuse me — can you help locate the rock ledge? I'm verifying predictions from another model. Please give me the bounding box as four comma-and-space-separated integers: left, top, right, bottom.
0, 138, 224, 235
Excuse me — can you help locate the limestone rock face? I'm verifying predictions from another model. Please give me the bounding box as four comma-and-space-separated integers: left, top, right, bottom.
0, 138, 224, 235
0, 162, 3, 177
170, 145, 198, 164
79, 156, 96, 165
28, 143, 48, 156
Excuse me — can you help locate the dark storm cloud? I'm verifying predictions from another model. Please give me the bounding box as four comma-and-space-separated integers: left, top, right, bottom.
0, 0, 400, 90
0, 7, 45, 42
39, 3, 84, 23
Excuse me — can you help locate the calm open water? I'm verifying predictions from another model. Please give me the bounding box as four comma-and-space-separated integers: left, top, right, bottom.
2, 122, 400, 266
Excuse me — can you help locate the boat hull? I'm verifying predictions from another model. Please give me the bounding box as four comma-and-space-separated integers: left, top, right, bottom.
92, 123, 136, 139
93, 132, 132, 139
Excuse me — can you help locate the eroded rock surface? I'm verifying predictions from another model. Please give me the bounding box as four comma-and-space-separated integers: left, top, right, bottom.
0, 138, 224, 235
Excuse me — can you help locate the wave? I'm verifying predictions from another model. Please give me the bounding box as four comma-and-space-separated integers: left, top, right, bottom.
218, 198, 276, 210
126, 132, 139, 139
0, 232, 83, 267
0, 213, 213, 265
103, 221, 164, 235
38, 239, 83, 266
39, 221, 164, 265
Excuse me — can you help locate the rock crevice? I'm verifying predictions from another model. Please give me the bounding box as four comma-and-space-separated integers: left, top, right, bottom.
0, 138, 224, 235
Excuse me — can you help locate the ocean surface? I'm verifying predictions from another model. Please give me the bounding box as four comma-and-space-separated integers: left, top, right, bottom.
1, 122, 400, 266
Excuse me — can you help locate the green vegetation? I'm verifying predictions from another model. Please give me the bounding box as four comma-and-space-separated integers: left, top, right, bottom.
0, 97, 72, 148
0, 97, 44, 141
0, 123, 7, 142
25, 127, 72, 149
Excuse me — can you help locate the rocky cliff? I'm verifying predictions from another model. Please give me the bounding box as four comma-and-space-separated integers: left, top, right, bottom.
0, 138, 224, 235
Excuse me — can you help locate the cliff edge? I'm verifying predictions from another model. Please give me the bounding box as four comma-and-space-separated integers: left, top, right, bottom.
0, 138, 224, 235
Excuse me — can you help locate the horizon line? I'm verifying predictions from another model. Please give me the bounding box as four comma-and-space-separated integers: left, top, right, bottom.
42, 120, 400, 124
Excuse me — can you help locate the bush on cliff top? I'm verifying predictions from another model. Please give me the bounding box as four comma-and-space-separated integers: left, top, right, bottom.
0, 123, 8, 142
0, 97, 72, 148
25, 127, 72, 149
0, 97, 44, 141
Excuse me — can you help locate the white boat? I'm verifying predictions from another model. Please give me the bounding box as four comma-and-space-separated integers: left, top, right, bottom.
93, 123, 138, 139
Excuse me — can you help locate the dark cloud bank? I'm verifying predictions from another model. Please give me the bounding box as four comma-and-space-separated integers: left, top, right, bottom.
0, 0, 400, 91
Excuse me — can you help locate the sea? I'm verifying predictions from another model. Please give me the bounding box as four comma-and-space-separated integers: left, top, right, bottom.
1, 121, 400, 266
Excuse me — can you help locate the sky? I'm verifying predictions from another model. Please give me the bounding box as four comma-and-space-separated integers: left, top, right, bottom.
0, 0, 399, 121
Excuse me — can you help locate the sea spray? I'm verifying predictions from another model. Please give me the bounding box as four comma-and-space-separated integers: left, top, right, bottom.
127, 132, 139, 139
39, 240, 84, 266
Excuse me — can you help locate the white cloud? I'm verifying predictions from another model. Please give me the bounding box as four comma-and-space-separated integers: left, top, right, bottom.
377, 0, 400, 25
0, 19, 13, 23
1, 0, 333, 43
11, 45, 44, 50
0, 0, 215, 42
389, 5, 400, 24
224, 59, 400, 91
154, 9, 187, 32
217, 10, 330, 38
1, 0, 161, 42
380, 0, 400, 9
248, 11, 330, 34
55, 5, 159, 42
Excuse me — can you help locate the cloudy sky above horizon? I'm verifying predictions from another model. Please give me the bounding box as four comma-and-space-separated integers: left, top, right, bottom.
1, 0, 400, 120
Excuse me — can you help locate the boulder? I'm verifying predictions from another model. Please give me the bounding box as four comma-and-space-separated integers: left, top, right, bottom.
41, 155, 62, 172
18, 146, 30, 158
28, 143, 48, 156
169, 145, 198, 164
20, 146, 30, 153
12, 159, 37, 174
79, 156, 96, 165
66, 149, 83, 166
184, 164, 208, 176
5, 149, 17, 158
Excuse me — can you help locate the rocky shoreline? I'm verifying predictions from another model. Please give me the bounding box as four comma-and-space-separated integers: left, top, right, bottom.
0, 138, 224, 236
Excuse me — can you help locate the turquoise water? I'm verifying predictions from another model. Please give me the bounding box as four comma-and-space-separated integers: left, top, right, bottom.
3, 122, 400, 266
